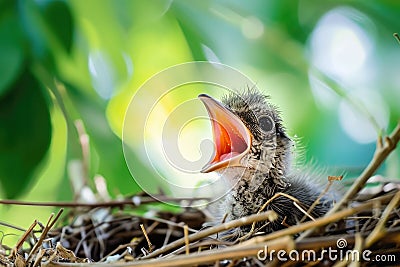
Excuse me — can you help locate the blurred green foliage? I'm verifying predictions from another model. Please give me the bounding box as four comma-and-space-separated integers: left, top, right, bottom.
0, 0, 399, 209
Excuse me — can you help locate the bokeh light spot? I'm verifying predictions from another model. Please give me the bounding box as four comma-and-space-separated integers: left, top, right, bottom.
241, 16, 264, 39
310, 7, 373, 80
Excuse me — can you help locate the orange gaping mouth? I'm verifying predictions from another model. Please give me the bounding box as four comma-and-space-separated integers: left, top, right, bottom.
198, 94, 252, 173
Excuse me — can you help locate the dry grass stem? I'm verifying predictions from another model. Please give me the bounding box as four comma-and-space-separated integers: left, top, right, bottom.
240, 192, 306, 240
8, 219, 37, 259
365, 191, 400, 247
293, 201, 315, 221
0, 196, 209, 208
298, 123, 400, 241
330, 123, 400, 213
242, 199, 380, 246
27, 209, 64, 262
301, 176, 343, 223
140, 224, 153, 253
54, 236, 294, 267
142, 210, 277, 259
183, 225, 189, 255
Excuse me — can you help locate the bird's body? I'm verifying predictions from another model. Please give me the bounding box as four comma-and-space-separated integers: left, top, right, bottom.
199, 89, 338, 239
220, 168, 334, 238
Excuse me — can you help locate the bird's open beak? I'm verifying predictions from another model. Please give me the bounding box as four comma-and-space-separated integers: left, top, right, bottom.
198, 94, 252, 173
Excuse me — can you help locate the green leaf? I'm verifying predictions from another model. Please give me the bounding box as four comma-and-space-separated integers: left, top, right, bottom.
0, 5, 25, 97
0, 70, 52, 198
37, 0, 74, 53
176, 18, 207, 61
18, 0, 74, 66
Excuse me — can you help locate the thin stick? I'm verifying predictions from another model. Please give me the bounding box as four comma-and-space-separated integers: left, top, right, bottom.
241, 199, 381, 247
27, 213, 54, 262
351, 233, 363, 267
135, 215, 197, 233
99, 242, 139, 262
43, 229, 400, 267
0, 196, 209, 208
331, 123, 400, 213
298, 123, 400, 241
99, 236, 294, 267
0, 221, 28, 232
301, 176, 342, 223
332, 232, 363, 267
8, 220, 37, 259
183, 225, 189, 255
49, 209, 64, 229
306, 182, 330, 220
141, 210, 277, 259
75, 119, 90, 182
162, 226, 173, 248
365, 191, 400, 247
163, 240, 229, 258
221, 213, 228, 224
27, 209, 64, 263
140, 224, 153, 253
32, 248, 46, 267
293, 202, 315, 221
240, 192, 310, 241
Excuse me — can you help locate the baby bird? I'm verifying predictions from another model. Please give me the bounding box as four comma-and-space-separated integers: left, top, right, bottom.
199, 89, 337, 239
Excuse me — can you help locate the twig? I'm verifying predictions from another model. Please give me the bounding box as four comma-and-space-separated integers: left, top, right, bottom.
241, 199, 383, 247
298, 123, 400, 241
62, 236, 293, 267
0, 221, 28, 232
183, 225, 189, 255
135, 215, 197, 233
293, 202, 315, 221
0, 196, 209, 208
301, 176, 342, 223
240, 192, 307, 241
351, 233, 363, 267
162, 226, 173, 248
36, 226, 400, 267
331, 123, 400, 213
141, 210, 278, 259
140, 224, 153, 253
365, 191, 400, 247
48, 209, 64, 230
27, 209, 64, 263
8, 220, 37, 259
331, 232, 363, 267
75, 119, 90, 183
165, 239, 231, 257
99, 242, 139, 262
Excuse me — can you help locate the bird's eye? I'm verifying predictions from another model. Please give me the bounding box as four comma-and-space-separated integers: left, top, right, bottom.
259, 115, 274, 132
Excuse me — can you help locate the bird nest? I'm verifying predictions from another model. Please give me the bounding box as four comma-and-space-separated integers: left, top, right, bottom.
1, 126, 400, 266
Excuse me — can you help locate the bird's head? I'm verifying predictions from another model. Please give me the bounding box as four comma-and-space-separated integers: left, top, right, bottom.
199, 90, 293, 180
